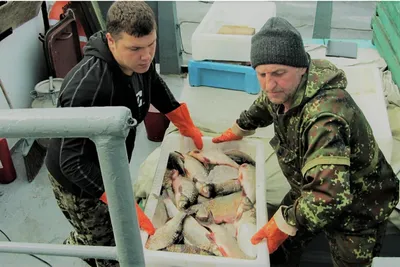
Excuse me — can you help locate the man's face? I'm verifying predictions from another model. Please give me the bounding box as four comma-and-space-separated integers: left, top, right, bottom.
255, 64, 306, 110
106, 30, 157, 75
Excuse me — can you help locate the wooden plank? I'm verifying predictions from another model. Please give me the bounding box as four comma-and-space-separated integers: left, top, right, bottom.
374, 5, 400, 59
372, 18, 400, 87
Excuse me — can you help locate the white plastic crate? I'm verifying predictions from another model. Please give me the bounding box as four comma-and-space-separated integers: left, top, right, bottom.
191, 1, 277, 62
141, 133, 269, 267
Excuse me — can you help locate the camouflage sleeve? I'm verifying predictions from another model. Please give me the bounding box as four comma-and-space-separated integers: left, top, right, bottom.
282, 114, 352, 232
234, 91, 273, 136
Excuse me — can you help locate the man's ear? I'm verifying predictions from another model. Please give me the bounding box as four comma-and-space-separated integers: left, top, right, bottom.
106, 33, 114, 46
299, 67, 307, 75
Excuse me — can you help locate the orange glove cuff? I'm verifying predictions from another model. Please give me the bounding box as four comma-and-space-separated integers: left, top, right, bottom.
135, 202, 156, 236
165, 103, 203, 149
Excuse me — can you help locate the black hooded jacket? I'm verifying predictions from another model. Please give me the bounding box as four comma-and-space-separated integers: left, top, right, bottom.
45, 31, 180, 198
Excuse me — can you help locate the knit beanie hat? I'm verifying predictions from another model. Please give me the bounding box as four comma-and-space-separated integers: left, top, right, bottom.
250, 17, 309, 69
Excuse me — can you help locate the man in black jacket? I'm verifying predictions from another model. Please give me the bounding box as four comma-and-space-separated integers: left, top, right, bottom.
45, 2, 203, 266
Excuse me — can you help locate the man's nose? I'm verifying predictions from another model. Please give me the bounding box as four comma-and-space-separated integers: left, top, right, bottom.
140, 48, 152, 61
264, 75, 276, 91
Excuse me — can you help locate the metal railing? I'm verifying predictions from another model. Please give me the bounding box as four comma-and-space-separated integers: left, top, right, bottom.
0, 106, 145, 267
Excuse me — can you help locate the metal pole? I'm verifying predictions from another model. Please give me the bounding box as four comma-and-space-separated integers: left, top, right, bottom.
93, 135, 146, 267
0, 107, 134, 139
0, 107, 144, 267
0, 242, 117, 260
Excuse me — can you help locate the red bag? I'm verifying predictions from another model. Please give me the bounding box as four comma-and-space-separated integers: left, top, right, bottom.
0, 138, 17, 184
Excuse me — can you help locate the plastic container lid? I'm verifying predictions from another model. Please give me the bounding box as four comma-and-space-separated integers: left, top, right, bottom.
34, 78, 64, 94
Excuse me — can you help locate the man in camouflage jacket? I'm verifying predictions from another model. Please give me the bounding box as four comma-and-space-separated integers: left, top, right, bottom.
213, 17, 399, 266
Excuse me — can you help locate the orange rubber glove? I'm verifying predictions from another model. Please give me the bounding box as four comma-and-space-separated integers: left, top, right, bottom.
165, 103, 203, 149
251, 206, 297, 254
212, 128, 243, 143
100, 193, 156, 235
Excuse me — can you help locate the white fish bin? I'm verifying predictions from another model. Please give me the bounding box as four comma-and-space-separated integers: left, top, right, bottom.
141, 133, 270, 267
191, 1, 277, 62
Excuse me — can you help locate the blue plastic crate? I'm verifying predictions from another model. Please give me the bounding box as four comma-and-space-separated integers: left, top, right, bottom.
188, 60, 260, 95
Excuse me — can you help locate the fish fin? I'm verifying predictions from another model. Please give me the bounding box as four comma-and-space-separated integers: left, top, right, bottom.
235, 203, 244, 221
219, 247, 228, 257
184, 168, 191, 177
205, 232, 215, 242
205, 210, 216, 225
238, 171, 243, 182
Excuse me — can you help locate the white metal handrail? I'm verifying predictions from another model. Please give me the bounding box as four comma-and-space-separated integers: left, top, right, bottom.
0, 106, 145, 267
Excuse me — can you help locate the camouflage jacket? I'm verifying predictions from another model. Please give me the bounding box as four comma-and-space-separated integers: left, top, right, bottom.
236, 58, 399, 233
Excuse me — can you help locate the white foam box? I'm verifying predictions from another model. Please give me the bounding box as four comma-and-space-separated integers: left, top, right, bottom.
141, 133, 269, 267
191, 1, 276, 62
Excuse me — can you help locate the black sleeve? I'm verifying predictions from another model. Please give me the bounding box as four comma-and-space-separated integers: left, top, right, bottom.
148, 63, 180, 114
58, 57, 113, 198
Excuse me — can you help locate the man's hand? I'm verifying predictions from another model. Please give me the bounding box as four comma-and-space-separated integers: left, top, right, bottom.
165, 103, 203, 149
100, 193, 156, 235
212, 128, 243, 143
251, 206, 297, 254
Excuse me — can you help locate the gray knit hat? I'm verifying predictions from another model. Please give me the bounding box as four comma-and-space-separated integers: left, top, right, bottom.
251, 17, 309, 69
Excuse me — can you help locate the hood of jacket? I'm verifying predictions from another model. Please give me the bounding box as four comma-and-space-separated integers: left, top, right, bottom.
290, 54, 348, 109
83, 31, 119, 69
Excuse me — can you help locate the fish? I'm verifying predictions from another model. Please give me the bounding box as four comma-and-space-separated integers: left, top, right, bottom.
188, 149, 240, 169
224, 150, 256, 166
171, 170, 198, 210
236, 223, 257, 259
181, 153, 210, 183
235, 208, 257, 259
163, 244, 216, 256
189, 192, 243, 224
197, 195, 209, 203
162, 169, 176, 205
145, 210, 189, 251
207, 165, 239, 184
199, 211, 251, 259
182, 216, 222, 256
167, 151, 186, 176
221, 223, 237, 239
238, 163, 256, 204
213, 179, 242, 196
195, 181, 215, 198
236, 196, 254, 220
163, 194, 222, 256
152, 194, 169, 229
235, 207, 257, 229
